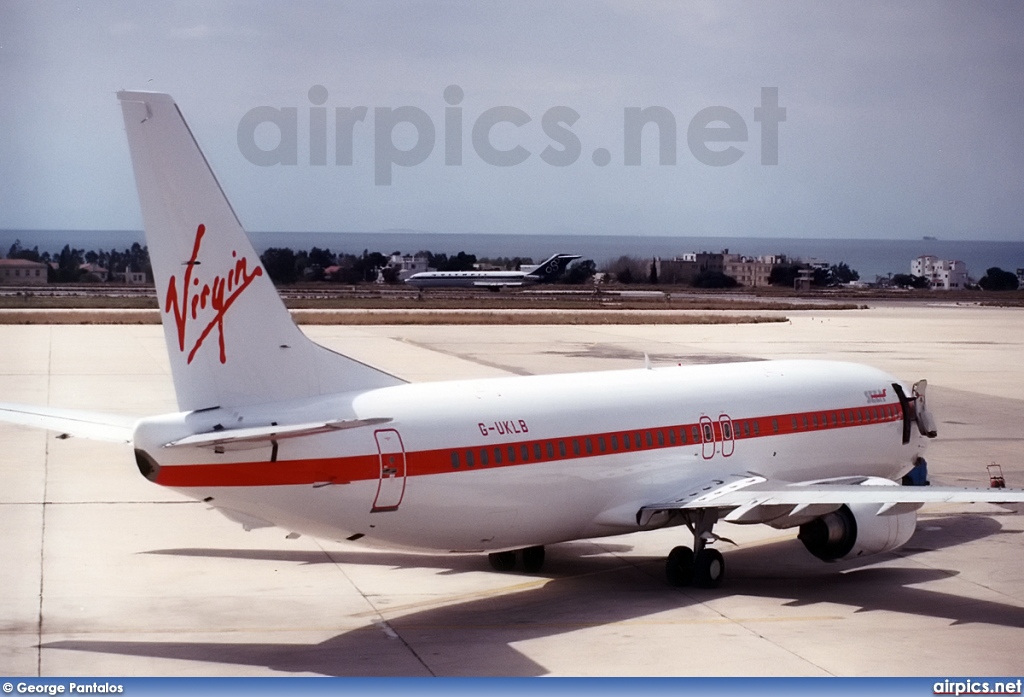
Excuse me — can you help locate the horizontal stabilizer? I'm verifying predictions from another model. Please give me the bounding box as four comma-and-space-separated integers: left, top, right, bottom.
0, 403, 136, 442
163, 416, 392, 449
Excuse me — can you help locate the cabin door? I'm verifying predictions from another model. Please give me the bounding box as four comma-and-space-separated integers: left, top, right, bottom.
372, 429, 407, 512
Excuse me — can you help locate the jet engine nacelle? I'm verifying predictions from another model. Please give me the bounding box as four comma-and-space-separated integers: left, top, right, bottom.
798, 500, 917, 562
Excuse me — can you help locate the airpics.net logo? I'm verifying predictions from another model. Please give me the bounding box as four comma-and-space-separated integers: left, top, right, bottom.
236, 85, 786, 185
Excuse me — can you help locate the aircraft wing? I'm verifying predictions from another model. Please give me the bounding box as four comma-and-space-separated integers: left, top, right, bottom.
163, 416, 392, 449
0, 402, 137, 443
637, 472, 1024, 526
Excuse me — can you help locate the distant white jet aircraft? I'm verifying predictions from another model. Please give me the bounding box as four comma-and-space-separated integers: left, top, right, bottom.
2, 91, 1023, 588
403, 253, 581, 290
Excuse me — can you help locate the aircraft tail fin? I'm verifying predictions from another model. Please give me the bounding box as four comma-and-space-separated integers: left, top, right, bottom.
117, 91, 403, 412
526, 254, 582, 282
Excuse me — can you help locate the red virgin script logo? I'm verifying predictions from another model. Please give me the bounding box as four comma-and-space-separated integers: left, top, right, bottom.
164, 224, 263, 364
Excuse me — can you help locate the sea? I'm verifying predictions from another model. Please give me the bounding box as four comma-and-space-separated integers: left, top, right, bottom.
3, 229, 1023, 282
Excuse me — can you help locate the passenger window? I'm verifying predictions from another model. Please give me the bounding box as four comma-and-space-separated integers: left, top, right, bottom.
645, 432, 653, 447
623, 434, 632, 450
521, 444, 530, 461
611, 435, 619, 451
493, 448, 502, 464
792, 417, 799, 430
812, 415, 818, 428
546, 442, 554, 458
691, 426, 700, 442
451, 452, 460, 469
802, 416, 809, 429
772, 418, 779, 433
480, 449, 489, 466
752, 421, 759, 435
508, 446, 516, 463
702, 424, 713, 442
657, 430, 664, 446
668, 429, 676, 445
572, 440, 580, 456
466, 450, 475, 468
585, 438, 593, 454
558, 441, 566, 457
743, 421, 750, 437
722, 422, 733, 439
598, 436, 607, 452
533, 443, 542, 460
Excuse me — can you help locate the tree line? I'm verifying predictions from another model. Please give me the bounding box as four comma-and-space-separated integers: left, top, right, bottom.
6, 240, 152, 283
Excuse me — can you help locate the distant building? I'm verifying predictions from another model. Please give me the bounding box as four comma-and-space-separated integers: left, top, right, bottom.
911, 255, 968, 290
794, 268, 814, 292
722, 253, 779, 288
0, 259, 48, 285
802, 258, 831, 271
113, 269, 147, 284
79, 263, 109, 282
652, 257, 698, 284
386, 253, 431, 282
653, 250, 787, 287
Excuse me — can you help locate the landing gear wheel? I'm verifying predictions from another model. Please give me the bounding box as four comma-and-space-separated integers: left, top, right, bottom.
519, 545, 546, 573
488, 551, 517, 572
666, 545, 695, 587
693, 548, 725, 589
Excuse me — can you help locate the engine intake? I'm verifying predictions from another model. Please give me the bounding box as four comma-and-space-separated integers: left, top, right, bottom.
799, 502, 916, 562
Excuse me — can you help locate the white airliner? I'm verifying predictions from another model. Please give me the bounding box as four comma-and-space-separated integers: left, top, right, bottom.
403, 253, 581, 290
2, 91, 1023, 589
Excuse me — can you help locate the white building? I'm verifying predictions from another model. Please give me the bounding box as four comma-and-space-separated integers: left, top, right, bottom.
911, 255, 968, 290
386, 253, 431, 282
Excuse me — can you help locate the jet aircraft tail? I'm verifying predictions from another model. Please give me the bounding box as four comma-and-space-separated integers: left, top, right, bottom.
117, 91, 403, 412
526, 254, 582, 282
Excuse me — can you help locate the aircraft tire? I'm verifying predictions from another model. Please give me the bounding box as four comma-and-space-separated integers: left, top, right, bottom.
693, 548, 725, 589
488, 551, 517, 571
666, 545, 695, 587
520, 546, 546, 573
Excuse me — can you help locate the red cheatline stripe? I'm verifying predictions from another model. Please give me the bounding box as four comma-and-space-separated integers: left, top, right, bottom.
155, 402, 905, 488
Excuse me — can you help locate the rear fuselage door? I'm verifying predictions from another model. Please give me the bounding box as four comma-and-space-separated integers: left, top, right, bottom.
372, 428, 406, 512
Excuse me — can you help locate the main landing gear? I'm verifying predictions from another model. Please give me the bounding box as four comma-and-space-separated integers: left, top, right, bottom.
665, 509, 728, 589
488, 546, 546, 573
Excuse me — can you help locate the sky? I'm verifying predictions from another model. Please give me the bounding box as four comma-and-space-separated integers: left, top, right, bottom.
2, 1, 1023, 241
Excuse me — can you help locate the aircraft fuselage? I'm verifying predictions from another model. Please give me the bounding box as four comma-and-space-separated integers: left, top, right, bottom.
133, 359, 923, 552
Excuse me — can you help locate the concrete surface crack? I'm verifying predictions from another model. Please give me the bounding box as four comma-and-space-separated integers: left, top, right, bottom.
314, 540, 436, 676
